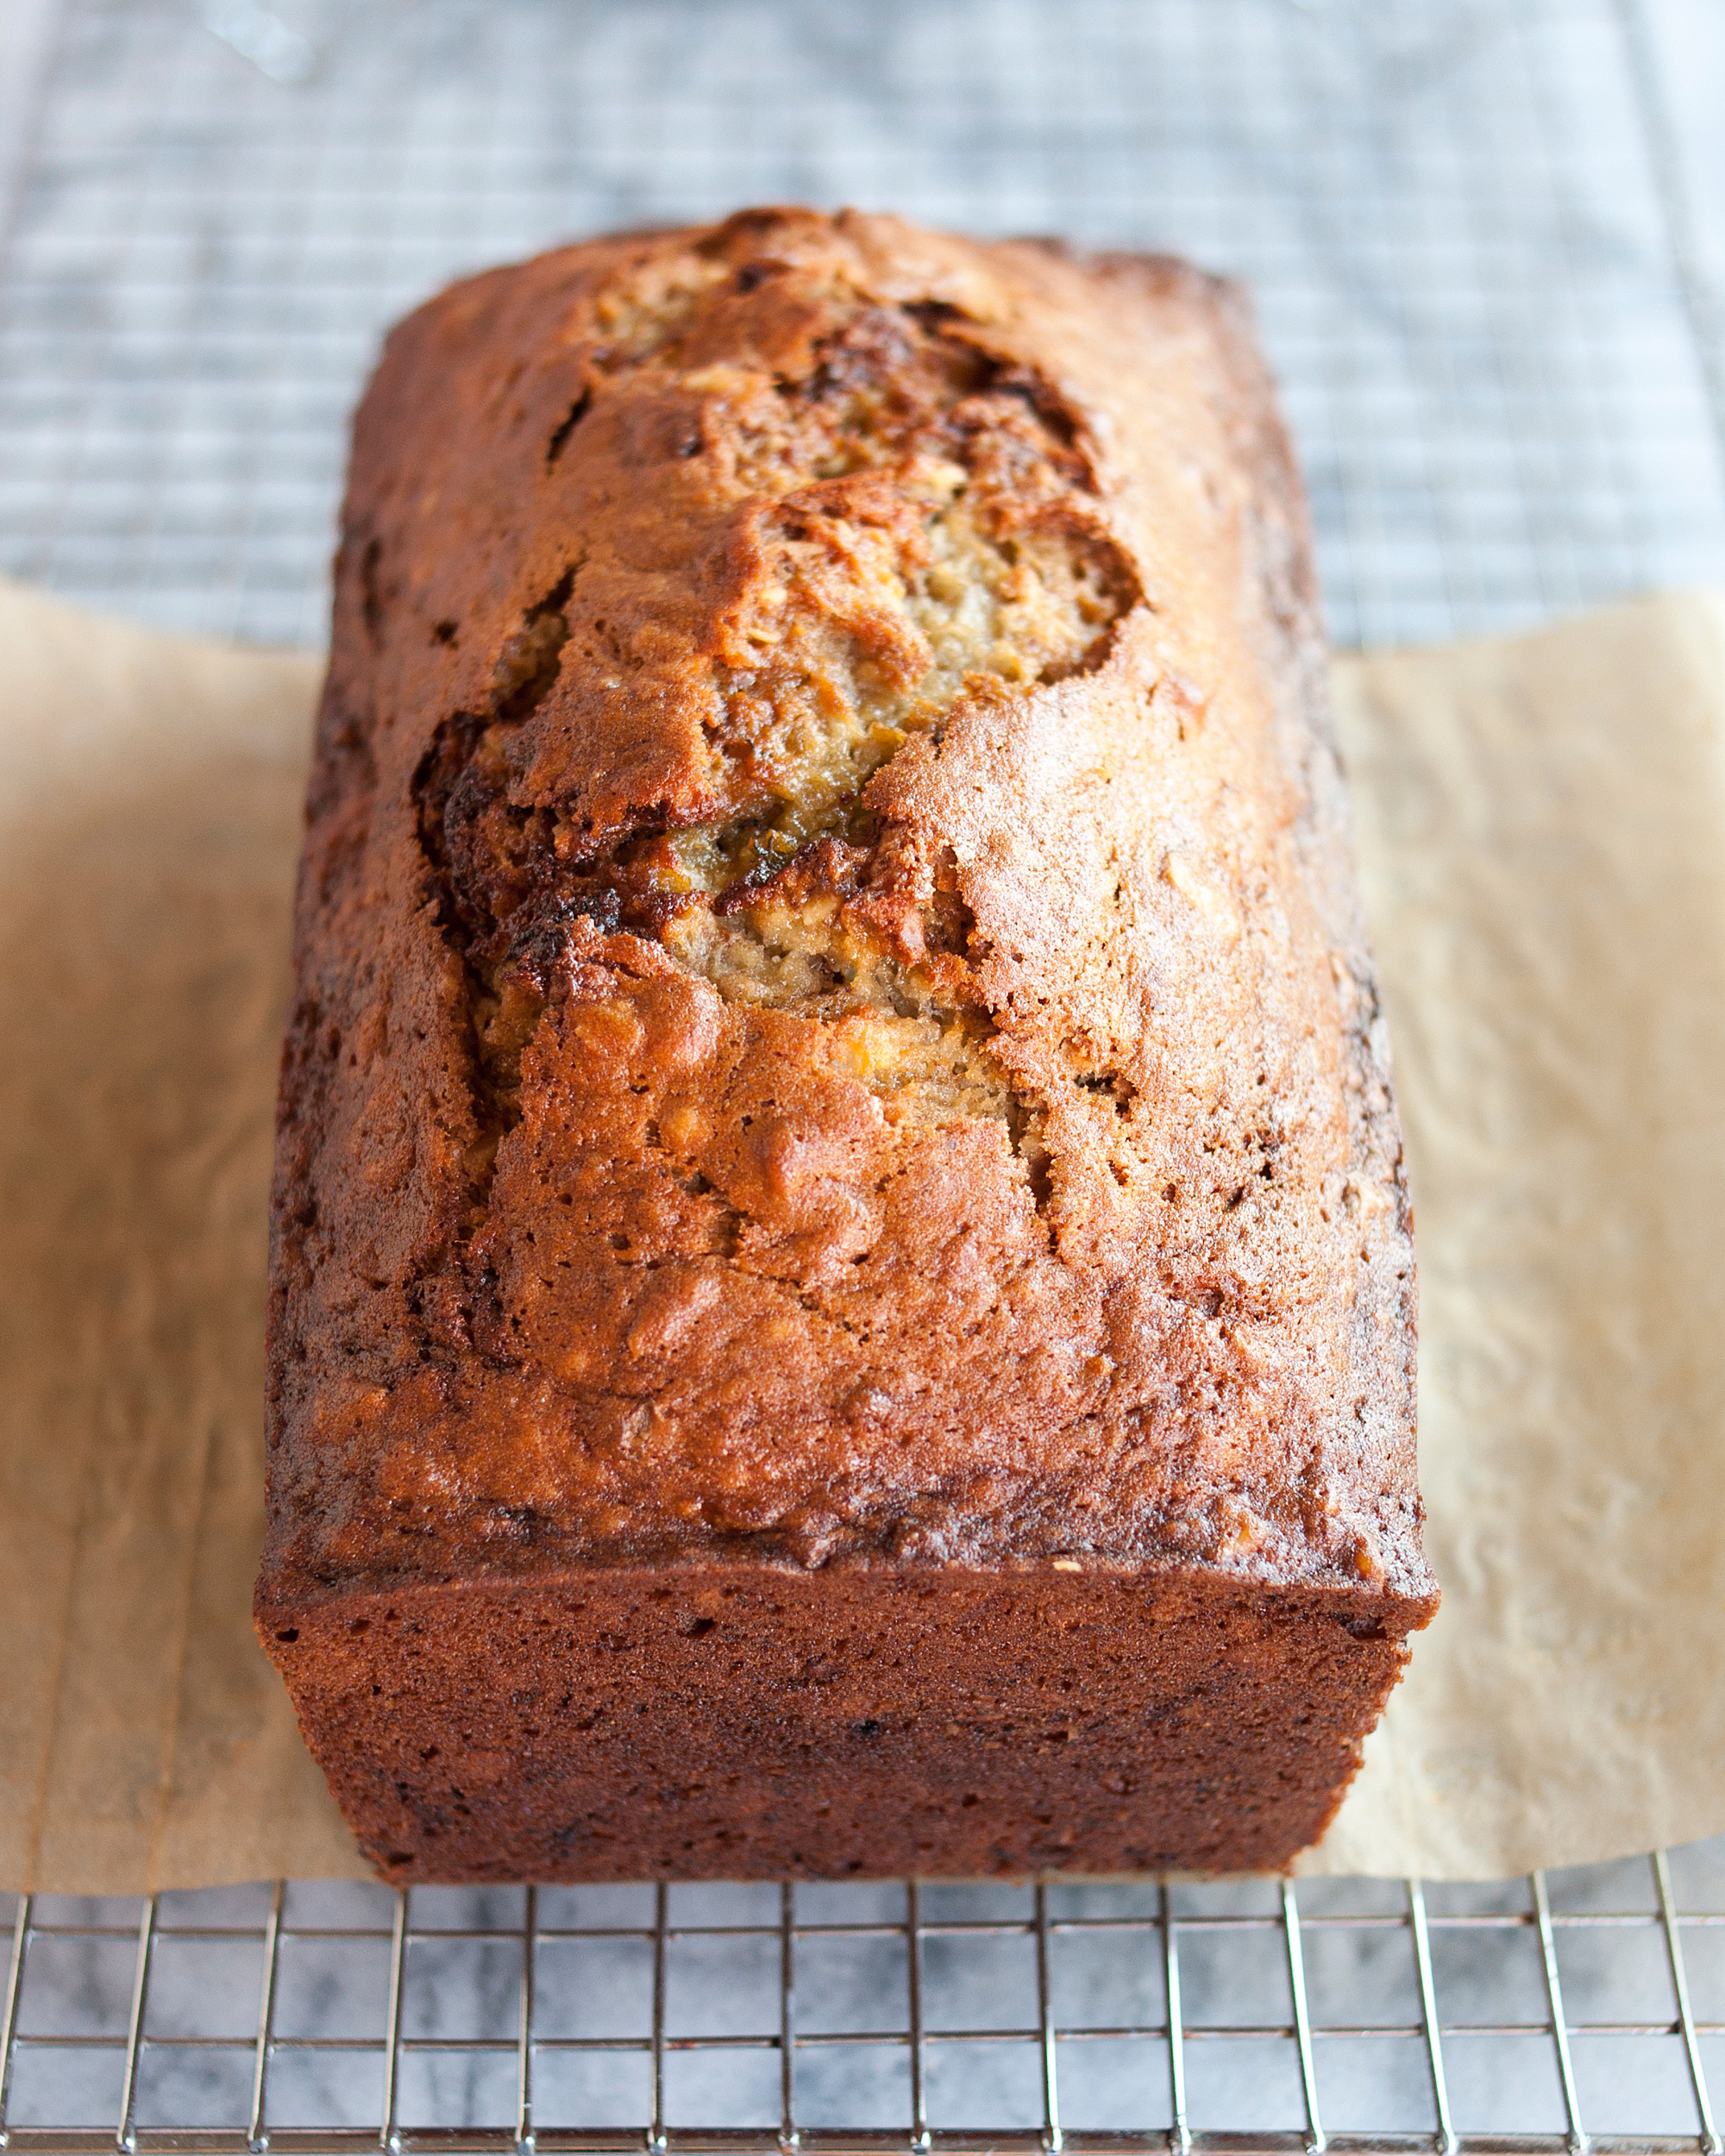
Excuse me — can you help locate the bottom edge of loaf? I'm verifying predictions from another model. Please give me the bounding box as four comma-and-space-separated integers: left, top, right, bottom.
257, 1560, 1424, 1883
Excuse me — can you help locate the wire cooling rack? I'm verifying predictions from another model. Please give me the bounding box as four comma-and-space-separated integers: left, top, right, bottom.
6, 1854, 1725, 2156
9, 1857, 1725, 2152
3, 0, 1725, 2147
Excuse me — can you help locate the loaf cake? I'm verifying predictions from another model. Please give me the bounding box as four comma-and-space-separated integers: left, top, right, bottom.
259, 206, 1436, 1882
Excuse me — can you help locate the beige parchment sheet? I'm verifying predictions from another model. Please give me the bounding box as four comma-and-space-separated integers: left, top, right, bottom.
1304, 586, 1725, 1878
2, 573, 1722, 1894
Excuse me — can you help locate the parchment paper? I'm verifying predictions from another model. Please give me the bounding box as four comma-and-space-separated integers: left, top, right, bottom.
2, 573, 1722, 1892
0, 580, 367, 1891
1304, 588, 1725, 1877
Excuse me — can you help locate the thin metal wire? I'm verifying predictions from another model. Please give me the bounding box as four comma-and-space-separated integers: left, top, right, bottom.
778, 1884, 798, 2154
649, 1884, 668, 2156
16, 2007, 1725, 2053
1655, 1850, 1721, 2154
6, 1904, 1716, 1943
248, 1878, 284, 2153
0, 1895, 28, 2145
1034, 1884, 1061, 2153
115, 1896, 156, 2156
517, 1883, 537, 2156
906, 1883, 928, 2155
1531, 1872, 1586, 2154
0, 2132, 1710, 2154
380, 1890, 408, 2156
0, 2134, 1707, 2155
1614, 0, 1725, 484
1161, 1884, 1189, 2156
1407, 1879, 1456, 2156
1280, 1879, 1325, 2155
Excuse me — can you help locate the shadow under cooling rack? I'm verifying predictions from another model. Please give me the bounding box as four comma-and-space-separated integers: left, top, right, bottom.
8, 1853, 1725, 2152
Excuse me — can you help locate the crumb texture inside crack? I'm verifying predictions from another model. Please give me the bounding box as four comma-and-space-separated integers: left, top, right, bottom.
413, 239, 1137, 1143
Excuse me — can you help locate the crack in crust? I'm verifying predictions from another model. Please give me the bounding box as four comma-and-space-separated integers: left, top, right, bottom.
411, 279, 1139, 1228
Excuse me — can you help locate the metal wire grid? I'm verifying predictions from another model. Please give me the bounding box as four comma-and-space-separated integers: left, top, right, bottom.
7, 1858, 1725, 2150
0, 0, 1722, 652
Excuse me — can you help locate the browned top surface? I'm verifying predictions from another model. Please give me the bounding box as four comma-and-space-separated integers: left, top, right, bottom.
265, 207, 1433, 1613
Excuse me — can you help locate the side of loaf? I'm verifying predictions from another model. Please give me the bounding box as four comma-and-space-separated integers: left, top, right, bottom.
259, 207, 1435, 1881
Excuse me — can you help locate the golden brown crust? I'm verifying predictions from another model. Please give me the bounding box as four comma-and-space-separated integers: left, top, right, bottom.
261, 210, 1433, 1876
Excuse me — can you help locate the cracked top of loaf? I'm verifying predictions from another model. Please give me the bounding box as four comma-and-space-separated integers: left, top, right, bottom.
265, 206, 1434, 1613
